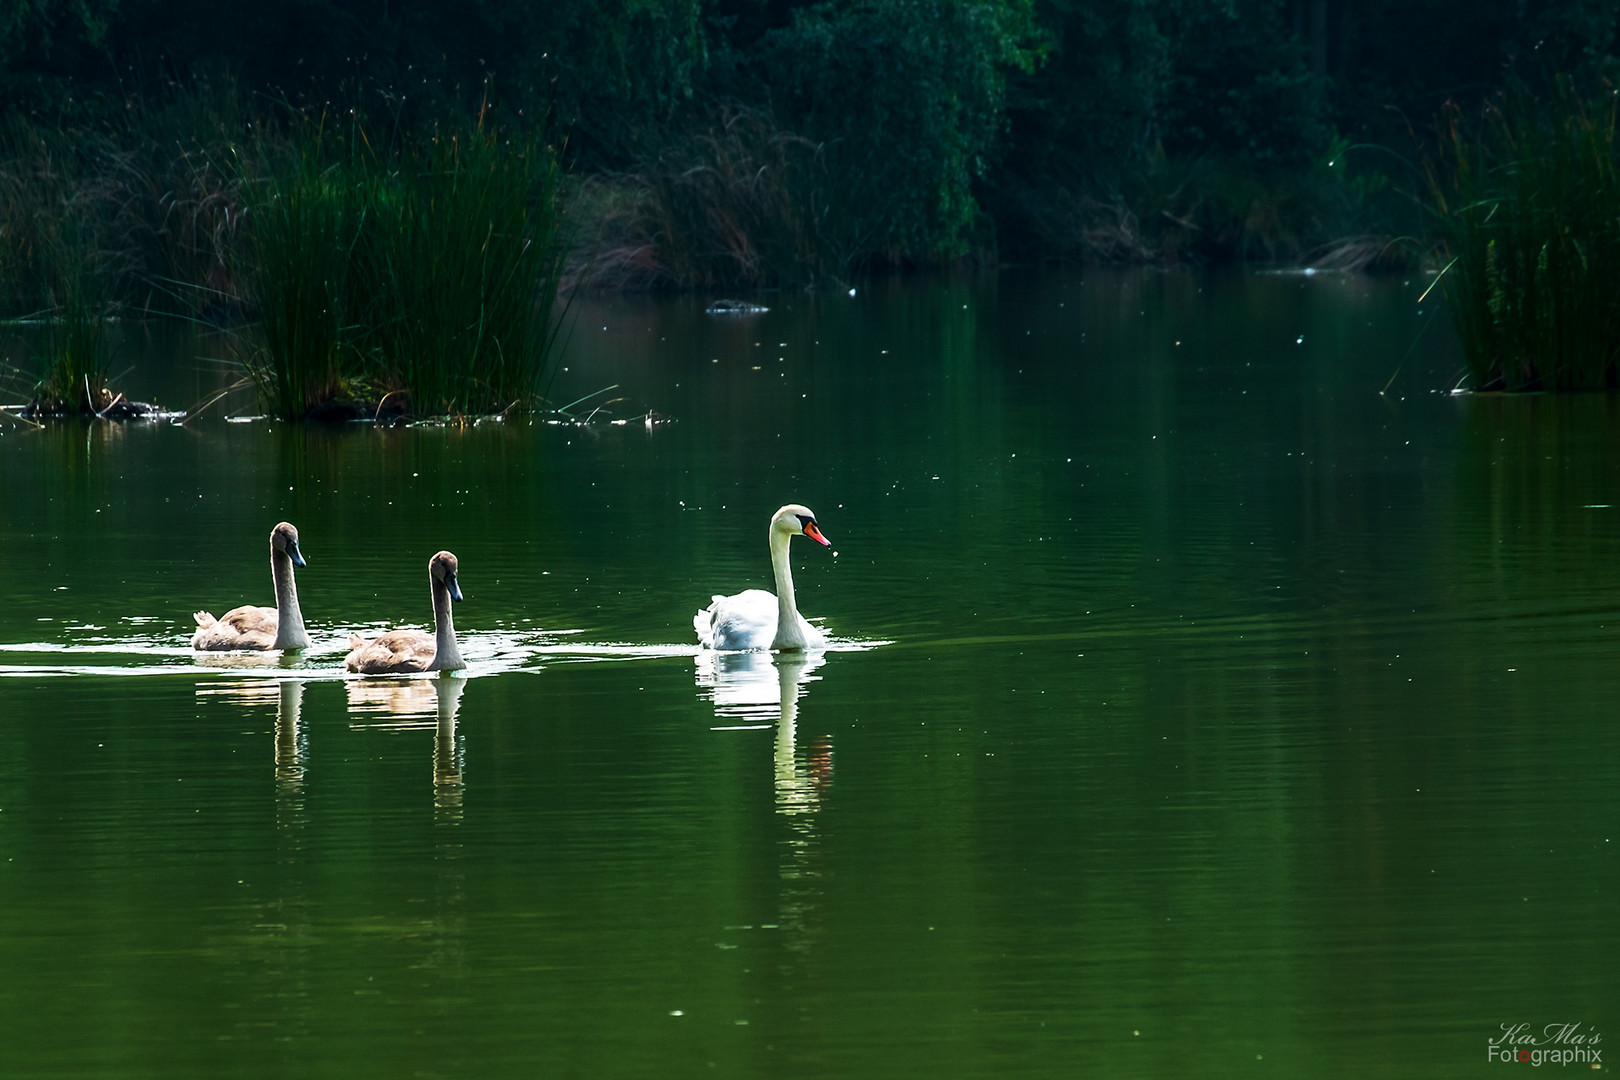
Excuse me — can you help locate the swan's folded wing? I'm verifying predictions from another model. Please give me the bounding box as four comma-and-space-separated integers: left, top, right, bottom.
699, 589, 779, 651
192, 604, 277, 650
346, 629, 435, 673
218, 605, 277, 636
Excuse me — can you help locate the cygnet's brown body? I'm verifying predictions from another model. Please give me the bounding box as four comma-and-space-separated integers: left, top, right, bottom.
345, 551, 466, 674
192, 522, 311, 652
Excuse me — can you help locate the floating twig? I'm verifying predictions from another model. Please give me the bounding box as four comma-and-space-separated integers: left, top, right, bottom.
0, 405, 45, 429
553, 384, 620, 416
180, 377, 253, 426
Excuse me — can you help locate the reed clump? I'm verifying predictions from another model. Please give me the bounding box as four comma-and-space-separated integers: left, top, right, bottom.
1427, 82, 1620, 391
0, 125, 113, 413
238, 116, 567, 419
30, 295, 110, 414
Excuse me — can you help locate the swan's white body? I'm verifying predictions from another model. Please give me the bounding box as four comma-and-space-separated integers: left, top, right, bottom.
345, 551, 466, 674
694, 504, 831, 651
192, 522, 311, 652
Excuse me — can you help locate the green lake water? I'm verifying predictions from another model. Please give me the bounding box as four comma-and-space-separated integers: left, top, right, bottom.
0, 268, 1615, 1076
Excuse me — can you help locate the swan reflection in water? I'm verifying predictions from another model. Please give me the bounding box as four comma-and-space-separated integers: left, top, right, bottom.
694, 650, 831, 817
696, 649, 834, 957
346, 675, 468, 815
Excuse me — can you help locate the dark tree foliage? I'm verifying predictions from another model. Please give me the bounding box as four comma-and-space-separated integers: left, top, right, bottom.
999, 0, 1167, 186
744, 0, 1041, 262
6, 0, 709, 163
4, 0, 1620, 271
1158, 0, 1329, 166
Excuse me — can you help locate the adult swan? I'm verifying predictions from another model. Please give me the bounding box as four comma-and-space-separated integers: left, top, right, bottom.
192, 521, 311, 652
694, 504, 832, 652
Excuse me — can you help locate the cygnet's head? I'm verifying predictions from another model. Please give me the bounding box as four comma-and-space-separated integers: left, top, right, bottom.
271, 522, 307, 567
430, 551, 464, 601
772, 504, 831, 547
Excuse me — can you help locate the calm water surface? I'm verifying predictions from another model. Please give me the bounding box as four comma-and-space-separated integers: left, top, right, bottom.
1, 269, 1616, 1077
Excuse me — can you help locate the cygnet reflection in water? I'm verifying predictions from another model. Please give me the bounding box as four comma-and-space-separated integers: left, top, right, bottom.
346, 674, 456, 724
192, 648, 310, 671
343, 674, 468, 811
195, 677, 309, 785
432, 677, 467, 812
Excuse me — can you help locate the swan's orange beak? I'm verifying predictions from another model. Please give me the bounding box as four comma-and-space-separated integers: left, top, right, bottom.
803, 520, 831, 547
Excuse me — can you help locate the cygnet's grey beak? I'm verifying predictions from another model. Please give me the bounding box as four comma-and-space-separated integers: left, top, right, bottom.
446, 571, 464, 602
287, 541, 307, 568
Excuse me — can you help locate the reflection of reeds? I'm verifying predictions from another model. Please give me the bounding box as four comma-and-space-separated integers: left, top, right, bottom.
1427, 81, 1620, 391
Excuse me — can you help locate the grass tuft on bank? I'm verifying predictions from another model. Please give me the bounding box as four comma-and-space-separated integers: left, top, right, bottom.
1427, 81, 1620, 391
238, 113, 568, 420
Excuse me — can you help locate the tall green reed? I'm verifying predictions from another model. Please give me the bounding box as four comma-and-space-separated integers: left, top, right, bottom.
241, 144, 355, 417
239, 115, 566, 419
34, 282, 112, 412
1427, 82, 1620, 391
357, 130, 565, 415
0, 122, 118, 412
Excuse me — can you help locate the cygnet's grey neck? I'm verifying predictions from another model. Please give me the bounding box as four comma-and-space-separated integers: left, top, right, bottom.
271, 548, 310, 651
431, 578, 463, 670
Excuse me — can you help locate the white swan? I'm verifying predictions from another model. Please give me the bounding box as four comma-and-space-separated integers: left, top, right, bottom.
344, 551, 466, 673
694, 504, 831, 651
192, 521, 311, 652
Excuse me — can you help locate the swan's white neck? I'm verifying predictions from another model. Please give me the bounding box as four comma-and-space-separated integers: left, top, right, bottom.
271, 549, 310, 651
430, 578, 464, 670
769, 525, 808, 650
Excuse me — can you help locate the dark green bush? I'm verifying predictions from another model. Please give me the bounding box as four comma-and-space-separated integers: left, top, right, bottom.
571, 105, 847, 290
